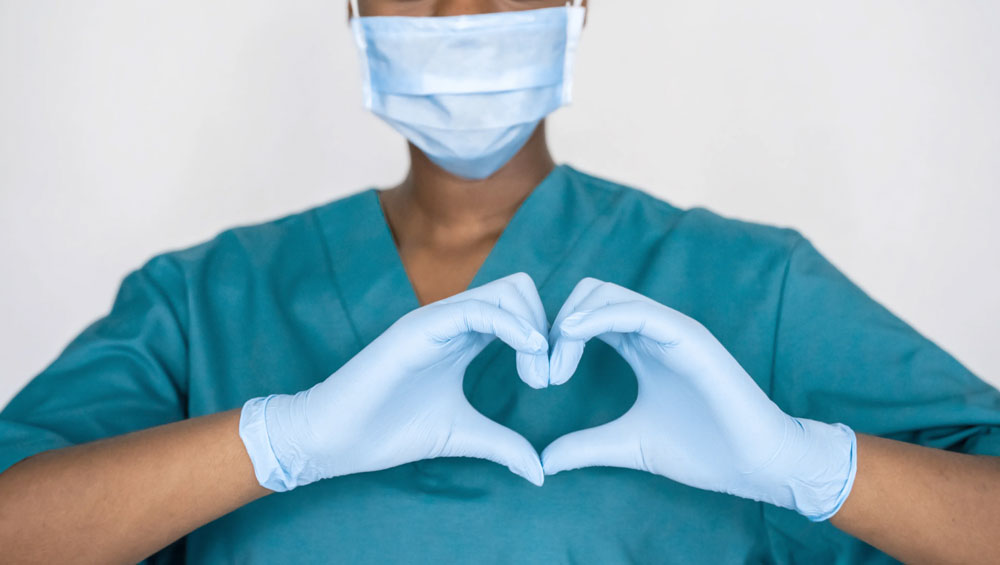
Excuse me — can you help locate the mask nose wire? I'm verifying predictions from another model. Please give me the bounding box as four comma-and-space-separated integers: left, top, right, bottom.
352, 0, 583, 18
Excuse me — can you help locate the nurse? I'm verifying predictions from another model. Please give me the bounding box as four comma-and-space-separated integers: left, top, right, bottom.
2, 1, 999, 563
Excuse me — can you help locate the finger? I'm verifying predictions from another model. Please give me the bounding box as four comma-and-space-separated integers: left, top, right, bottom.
431, 300, 549, 388
549, 277, 604, 342
548, 278, 605, 386
516, 347, 551, 391
541, 413, 645, 476
548, 338, 586, 386
558, 301, 695, 346
504, 272, 550, 338
551, 279, 654, 337
444, 406, 544, 487
439, 274, 550, 388
439, 273, 548, 337
495, 273, 550, 389
564, 281, 704, 344
550, 279, 649, 384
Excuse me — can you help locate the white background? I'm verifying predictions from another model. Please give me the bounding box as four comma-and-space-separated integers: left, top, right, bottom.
1, 0, 998, 406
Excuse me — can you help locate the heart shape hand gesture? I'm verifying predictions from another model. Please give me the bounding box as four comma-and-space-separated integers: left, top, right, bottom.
240, 274, 857, 521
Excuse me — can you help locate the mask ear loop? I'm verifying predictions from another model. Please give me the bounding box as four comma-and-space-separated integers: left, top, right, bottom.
349, 0, 374, 108
562, 0, 586, 103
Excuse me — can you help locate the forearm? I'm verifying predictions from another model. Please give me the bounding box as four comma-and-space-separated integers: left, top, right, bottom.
831, 433, 1000, 564
0, 408, 270, 564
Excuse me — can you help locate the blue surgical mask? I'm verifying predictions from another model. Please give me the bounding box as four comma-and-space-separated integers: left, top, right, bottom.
349, 0, 586, 180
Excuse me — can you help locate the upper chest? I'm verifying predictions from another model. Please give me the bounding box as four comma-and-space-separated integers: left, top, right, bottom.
397, 241, 496, 306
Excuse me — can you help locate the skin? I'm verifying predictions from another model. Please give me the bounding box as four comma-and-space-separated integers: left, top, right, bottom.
0, 1, 997, 563
831, 435, 1000, 564
380, 125, 557, 304
357, 1, 589, 304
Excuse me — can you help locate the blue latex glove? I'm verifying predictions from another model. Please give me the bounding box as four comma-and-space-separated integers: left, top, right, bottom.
240, 273, 550, 492
543, 278, 857, 521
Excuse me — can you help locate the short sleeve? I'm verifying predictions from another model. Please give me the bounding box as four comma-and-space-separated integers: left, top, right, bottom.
770, 234, 1000, 451
762, 233, 1000, 563
0, 254, 190, 474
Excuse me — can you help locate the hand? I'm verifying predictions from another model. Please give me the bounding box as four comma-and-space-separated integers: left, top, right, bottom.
239, 273, 550, 492
542, 278, 857, 521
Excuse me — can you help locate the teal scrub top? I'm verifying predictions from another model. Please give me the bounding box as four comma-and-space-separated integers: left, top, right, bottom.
2, 164, 999, 564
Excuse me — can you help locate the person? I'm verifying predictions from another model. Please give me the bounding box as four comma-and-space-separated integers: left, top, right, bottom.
1, 1, 998, 563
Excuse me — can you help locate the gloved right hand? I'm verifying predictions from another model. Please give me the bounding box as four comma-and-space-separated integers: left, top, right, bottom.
239, 273, 550, 492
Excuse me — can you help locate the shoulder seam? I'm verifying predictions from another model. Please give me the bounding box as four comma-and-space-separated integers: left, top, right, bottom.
767, 230, 807, 402
135, 258, 191, 407
563, 165, 684, 215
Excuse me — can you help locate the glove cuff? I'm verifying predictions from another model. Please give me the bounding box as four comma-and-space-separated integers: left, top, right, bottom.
239, 394, 298, 493
788, 418, 858, 522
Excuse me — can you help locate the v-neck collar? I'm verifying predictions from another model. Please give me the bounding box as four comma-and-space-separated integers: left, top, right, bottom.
314, 163, 603, 349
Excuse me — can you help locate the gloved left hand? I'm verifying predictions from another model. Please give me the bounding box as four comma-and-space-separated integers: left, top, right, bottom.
542, 278, 857, 521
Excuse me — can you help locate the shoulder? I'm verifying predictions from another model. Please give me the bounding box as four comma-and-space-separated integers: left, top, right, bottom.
137, 190, 372, 292
563, 164, 805, 260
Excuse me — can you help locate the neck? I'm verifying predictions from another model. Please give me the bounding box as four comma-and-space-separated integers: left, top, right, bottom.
379, 121, 556, 250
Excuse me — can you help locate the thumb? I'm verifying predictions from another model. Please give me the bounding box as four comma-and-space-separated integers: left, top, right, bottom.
541, 414, 643, 476
442, 406, 544, 487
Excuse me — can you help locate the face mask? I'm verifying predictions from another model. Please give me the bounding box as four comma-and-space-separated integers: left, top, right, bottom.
349, 0, 586, 180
